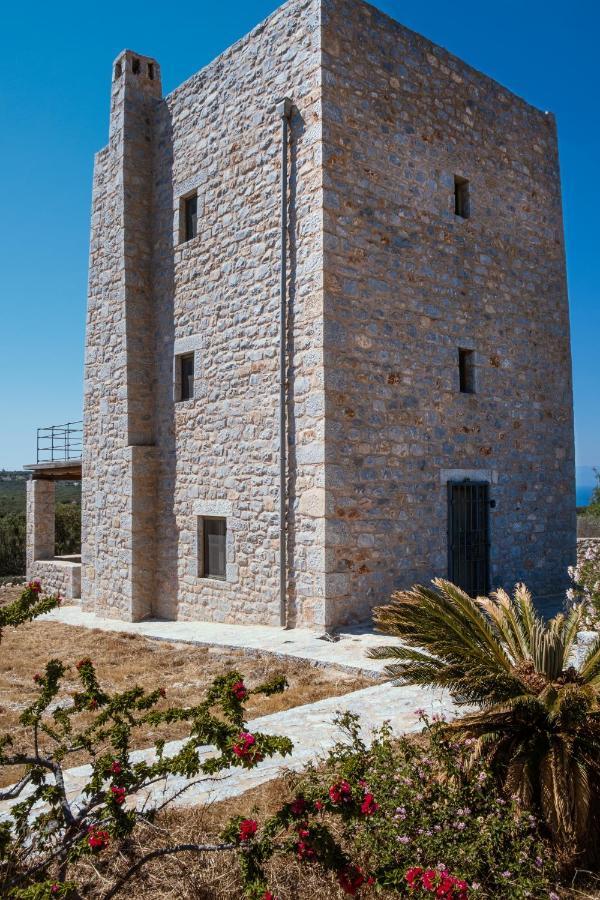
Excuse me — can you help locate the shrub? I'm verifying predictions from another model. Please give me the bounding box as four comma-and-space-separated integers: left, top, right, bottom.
0, 655, 292, 897
368, 580, 600, 865
0, 512, 26, 577
0, 580, 61, 642
226, 712, 556, 899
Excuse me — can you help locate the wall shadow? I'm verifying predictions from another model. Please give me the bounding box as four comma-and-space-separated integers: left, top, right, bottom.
284, 106, 305, 628
150, 100, 179, 619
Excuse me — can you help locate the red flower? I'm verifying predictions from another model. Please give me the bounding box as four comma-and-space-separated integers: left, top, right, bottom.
296, 839, 315, 860
88, 698, 99, 710
404, 868, 468, 899
231, 680, 248, 700
33, 673, 43, 684
360, 793, 379, 816
110, 785, 126, 805
422, 869, 437, 891
329, 779, 352, 805
337, 865, 371, 896
239, 818, 258, 842
406, 866, 423, 887
110, 761, 122, 775
232, 732, 263, 763
50, 886, 60, 895
158, 687, 166, 698
263, 892, 278, 900
76, 657, 92, 670
27, 580, 42, 593
290, 795, 306, 816
87, 825, 110, 850
314, 799, 325, 811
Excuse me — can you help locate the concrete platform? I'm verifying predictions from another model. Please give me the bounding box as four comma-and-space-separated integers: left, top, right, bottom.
41, 606, 403, 676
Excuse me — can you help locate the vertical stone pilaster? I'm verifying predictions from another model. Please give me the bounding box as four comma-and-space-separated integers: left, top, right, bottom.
26, 480, 55, 576
82, 50, 161, 620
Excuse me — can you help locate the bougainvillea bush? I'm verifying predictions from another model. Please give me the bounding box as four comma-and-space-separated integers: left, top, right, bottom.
0, 641, 292, 898
225, 712, 558, 899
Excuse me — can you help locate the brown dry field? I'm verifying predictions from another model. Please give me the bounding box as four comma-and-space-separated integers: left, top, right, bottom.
59, 778, 600, 900
0, 587, 374, 788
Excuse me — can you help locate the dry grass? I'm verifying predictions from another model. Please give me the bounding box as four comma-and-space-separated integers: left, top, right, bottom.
73, 774, 380, 899
0, 588, 373, 787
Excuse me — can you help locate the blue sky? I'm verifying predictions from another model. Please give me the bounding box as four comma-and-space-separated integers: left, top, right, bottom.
0, 0, 597, 474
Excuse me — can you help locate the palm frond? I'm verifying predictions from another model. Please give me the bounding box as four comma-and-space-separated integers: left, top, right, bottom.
579, 634, 600, 686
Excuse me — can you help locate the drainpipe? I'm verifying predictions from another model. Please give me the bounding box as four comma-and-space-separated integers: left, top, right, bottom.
277, 96, 292, 628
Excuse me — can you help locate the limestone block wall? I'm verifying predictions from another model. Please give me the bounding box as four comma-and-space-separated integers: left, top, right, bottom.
29, 559, 81, 600
81, 0, 576, 629
26, 480, 55, 574
319, 0, 575, 624
150, 0, 326, 627
82, 51, 161, 620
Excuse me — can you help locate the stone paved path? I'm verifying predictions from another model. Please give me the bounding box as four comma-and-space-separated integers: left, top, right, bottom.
0, 681, 457, 822
41, 606, 403, 676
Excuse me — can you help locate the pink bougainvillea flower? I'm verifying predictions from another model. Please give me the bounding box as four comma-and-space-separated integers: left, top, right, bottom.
329, 779, 352, 805
231, 680, 248, 700
290, 795, 306, 816
110, 785, 126, 805
296, 839, 315, 860
238, 818, 258, 842
87, 825, 110, 850
406, 866, 423, 887
360, 793, 379, 816
337, 865, 373, 896
232, 732, 263, 763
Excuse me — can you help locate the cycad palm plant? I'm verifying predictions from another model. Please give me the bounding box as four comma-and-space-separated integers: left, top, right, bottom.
369, 580, 600, 858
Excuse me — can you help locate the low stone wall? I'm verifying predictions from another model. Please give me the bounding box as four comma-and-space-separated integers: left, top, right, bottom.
577, 516, 600, 539
29, 559, 81, 600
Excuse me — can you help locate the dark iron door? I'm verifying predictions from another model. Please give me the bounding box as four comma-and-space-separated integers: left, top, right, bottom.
448, 481, 490, 597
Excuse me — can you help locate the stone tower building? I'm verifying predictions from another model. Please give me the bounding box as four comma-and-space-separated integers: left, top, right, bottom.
79, 0, 575, 629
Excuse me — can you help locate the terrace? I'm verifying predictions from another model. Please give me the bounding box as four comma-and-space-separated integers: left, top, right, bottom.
23, 421, 82, 599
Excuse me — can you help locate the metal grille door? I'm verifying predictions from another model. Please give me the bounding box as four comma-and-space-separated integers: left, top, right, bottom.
448, 482, 490, 597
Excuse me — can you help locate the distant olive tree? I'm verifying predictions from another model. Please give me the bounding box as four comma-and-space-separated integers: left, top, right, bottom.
0, 512, 25, 577
587, 469, 600, 518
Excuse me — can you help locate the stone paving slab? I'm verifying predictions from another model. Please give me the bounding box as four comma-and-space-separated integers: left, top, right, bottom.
0, 682, 457, 822
41, 606, 402, 676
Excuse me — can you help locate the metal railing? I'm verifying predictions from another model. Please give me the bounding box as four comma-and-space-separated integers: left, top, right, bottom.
36, 421, 83, 463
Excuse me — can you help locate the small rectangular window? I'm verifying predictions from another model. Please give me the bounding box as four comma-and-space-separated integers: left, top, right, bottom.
458, 348, 475, 394
177, 353, 194, 402
201, 517, 227, 580
183, 195, 198, 242
454, 176, 470, 219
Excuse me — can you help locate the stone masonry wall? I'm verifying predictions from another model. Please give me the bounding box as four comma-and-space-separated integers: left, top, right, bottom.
151, 0, 325, 627
82, 52, 161, 620
26, 480, 55, 574
319, 0, 575, 625
82, 0, 575, 629
29, 559, 81, 601
84, 0, 328, 626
